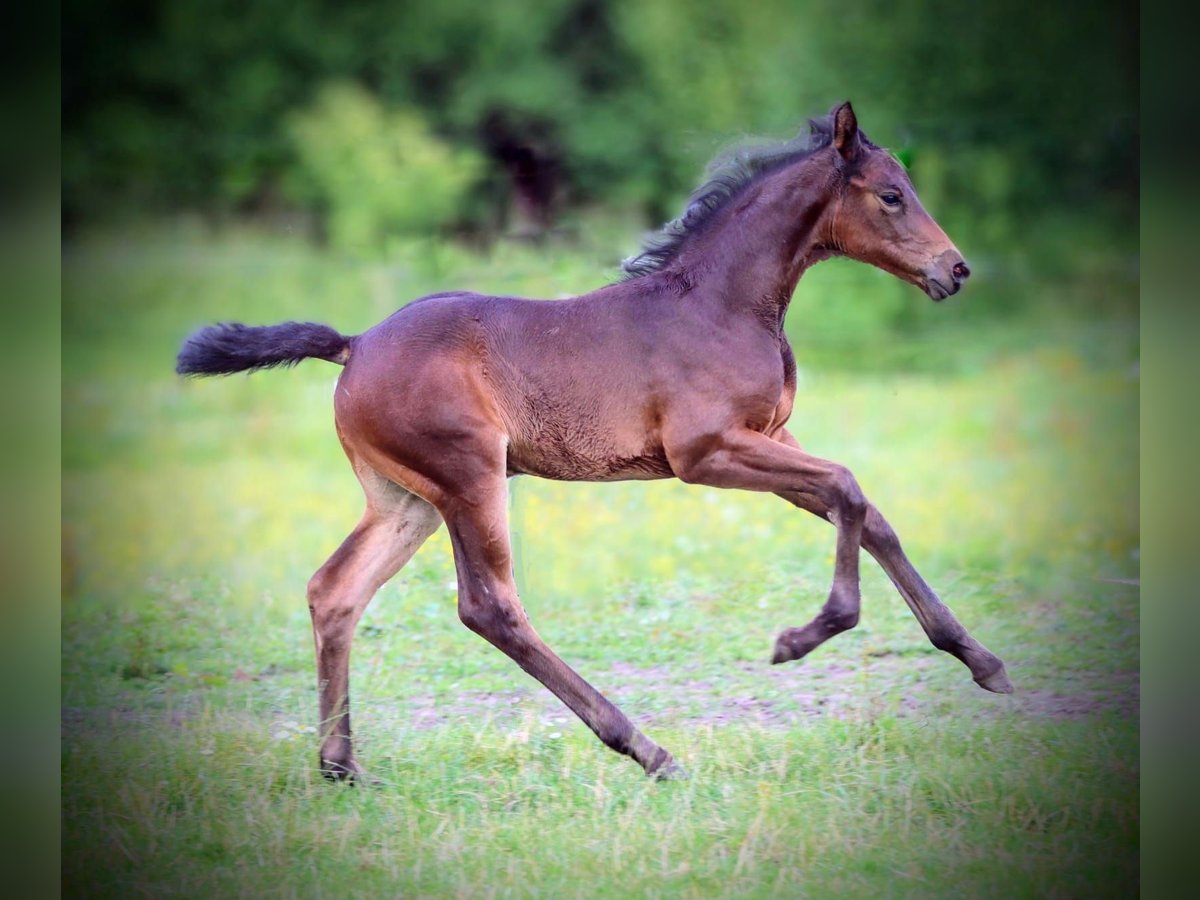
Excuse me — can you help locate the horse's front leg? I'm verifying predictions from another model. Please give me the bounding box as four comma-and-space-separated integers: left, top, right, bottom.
666, 426, 868, 664
771, 429, 1013, 693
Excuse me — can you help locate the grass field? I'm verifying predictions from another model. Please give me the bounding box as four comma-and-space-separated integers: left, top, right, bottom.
62, 225, 1139, 897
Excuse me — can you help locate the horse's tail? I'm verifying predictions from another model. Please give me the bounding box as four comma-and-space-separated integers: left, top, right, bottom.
175, 322, 352, 376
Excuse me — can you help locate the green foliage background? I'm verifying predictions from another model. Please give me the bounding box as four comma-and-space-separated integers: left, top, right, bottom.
64, 0, 1136, 271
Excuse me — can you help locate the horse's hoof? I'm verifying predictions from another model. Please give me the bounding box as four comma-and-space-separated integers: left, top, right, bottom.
771, 629, 811, 664
646, 750, 688, 781
650, 758, 688, 781
974, 663, 1015, 694
320, 758, 376, 785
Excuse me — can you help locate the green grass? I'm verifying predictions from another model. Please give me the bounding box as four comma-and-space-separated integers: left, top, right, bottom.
64, 717, 1136, 898
63, 223, 1138, 897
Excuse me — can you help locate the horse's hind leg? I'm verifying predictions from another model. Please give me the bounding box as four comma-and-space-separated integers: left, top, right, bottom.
770, 430, 1012, 692
307, 467, 442, 779
439, 476, 682, 778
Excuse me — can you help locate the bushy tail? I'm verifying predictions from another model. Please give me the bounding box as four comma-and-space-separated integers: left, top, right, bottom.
175, 322, 352, 376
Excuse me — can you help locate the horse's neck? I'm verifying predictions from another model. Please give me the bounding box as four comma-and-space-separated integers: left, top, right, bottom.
682, 161, 835, 325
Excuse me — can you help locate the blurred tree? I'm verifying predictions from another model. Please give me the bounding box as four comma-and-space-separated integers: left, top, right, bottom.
287, 82, 483, 253
806, 0, 1138, 230
63, 0, 1136, 255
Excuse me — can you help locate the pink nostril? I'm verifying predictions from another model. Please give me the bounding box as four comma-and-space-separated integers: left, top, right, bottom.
952, 261, 970, 281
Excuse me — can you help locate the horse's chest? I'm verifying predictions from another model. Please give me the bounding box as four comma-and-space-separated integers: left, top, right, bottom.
708, 340, 797, 431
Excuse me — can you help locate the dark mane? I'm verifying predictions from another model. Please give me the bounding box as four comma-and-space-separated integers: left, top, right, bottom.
620, 112, 875, 279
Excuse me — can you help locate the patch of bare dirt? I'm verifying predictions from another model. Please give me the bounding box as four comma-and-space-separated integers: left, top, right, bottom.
392, 658, 1139, 731
62, 660, 1139, 739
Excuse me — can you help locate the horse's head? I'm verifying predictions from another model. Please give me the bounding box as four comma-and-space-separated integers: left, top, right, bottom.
824, 102, 970, 301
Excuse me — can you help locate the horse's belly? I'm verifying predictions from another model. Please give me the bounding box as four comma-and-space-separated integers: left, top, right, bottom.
505, 439, 673, 482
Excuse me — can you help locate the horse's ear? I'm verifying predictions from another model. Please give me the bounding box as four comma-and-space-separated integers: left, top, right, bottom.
832, 101, 862, 162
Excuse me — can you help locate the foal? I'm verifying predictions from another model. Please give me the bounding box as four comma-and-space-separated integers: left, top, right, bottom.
178, 102, 1012, 780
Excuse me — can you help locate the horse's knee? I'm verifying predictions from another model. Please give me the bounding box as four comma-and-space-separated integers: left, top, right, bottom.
307, 570, 359, 647
830, 465, 867, 521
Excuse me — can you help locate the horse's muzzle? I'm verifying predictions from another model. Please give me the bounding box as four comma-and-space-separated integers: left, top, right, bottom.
923, 252, 971, 301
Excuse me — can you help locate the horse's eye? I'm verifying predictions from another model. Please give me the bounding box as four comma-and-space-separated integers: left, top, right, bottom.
880, 192, 902, 207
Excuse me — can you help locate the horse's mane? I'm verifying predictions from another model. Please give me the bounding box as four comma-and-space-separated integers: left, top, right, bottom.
620, 111, 875, 279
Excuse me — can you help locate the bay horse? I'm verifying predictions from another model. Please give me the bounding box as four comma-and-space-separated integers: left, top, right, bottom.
177, 103, 1012, 781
